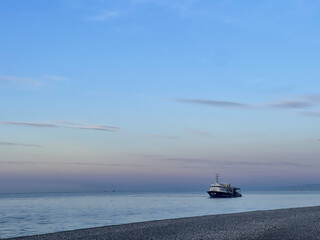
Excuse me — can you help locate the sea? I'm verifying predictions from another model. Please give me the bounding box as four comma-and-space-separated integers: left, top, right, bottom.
1, 191, 320, 239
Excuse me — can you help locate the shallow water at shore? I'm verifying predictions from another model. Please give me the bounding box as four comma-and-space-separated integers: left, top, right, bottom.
1, 191, 320, 239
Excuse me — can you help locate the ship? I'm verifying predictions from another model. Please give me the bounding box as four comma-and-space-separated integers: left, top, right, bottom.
207, 174, 242, 198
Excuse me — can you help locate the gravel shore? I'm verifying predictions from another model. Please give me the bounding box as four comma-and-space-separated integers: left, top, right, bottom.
6, 206, 320, 240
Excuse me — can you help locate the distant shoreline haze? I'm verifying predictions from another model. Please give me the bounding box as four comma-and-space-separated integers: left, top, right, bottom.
1, 183, 320, 194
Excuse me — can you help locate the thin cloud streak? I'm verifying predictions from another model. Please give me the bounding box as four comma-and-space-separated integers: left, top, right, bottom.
86, 11, 119, 21
158, 157, 310, 168
301, 111, 320, 117
0, 141, 42, 148
187, 130, 212, 137
1, 121, 120, 132
263, 95, 320, 110
162, 158, 214, 164
55, 120, 82, 125
302, 94, 320, 101
132, 0, 201, 19
0, 74, 69, 86
1, 121, 59, 128
0, 75, 43, 86
43, 75, 69, 81
55, 121, 120, 130
228, 160, 307, 167
269, 100, 313, 109
174, 98, 251, 109
0, 161, 150, 168
67, 126, 117, 131
140, 154, 165, 158
174, 94, 320, 112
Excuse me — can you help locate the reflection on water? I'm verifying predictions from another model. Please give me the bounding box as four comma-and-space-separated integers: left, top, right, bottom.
1, 191, 320, 239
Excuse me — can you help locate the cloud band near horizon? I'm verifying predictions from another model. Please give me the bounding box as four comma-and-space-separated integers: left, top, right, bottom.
0, 121, 120, 132
0, 141, 42, 148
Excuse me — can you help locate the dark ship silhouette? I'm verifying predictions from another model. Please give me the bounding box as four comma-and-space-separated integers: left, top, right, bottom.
207, 174, 242, 198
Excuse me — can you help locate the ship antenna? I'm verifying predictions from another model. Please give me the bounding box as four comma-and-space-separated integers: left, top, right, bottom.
216, 173, 219, 183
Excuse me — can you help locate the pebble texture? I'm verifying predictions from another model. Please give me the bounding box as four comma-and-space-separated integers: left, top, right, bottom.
5, 206, 320, 240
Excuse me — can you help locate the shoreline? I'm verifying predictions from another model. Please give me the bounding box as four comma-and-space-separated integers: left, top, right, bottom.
5, 205, 320, 240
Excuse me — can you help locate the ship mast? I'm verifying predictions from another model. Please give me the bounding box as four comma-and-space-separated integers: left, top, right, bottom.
216, 173, 219, 183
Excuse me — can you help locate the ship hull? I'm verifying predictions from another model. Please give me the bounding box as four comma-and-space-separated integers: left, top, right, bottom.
207, 191, 242, 198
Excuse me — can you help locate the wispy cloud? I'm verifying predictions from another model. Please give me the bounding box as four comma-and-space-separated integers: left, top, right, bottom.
161, 158, 214, 165
86, 10, 119, 21
269, 100, 313, 109
174, 98, 251, 109
0, 141, 41, 148
1, 121, 120, 132
140, 154, 165, 158
303, 94, 320, 101
301, 111, 320, 117
147, 134, 178, 139
159, 157, 309, 168
0, 75, 43, 86
55, 120, 82, 125
132, 0, 201, 19
0, 161, 149, 168
0, 74, 69, 86
227, 160, 307, 167
43, 75, 69, 81
2, 121, 59, 128
268, 95, 320, 110
174, 94, 320, 113
67, 125, 119, 131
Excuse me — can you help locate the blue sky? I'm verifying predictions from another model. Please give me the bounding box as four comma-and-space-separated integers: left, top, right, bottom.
1, 0, 320, 192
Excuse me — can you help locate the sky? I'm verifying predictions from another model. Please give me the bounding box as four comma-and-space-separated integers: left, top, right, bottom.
0, 0, 320, 192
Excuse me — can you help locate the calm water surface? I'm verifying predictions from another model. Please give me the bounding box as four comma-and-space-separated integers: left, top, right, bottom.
1, 191, 320, 239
